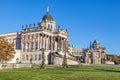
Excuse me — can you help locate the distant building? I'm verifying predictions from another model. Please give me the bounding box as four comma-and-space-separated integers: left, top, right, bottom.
0, 8, 106, 65
83, 40, 106, 64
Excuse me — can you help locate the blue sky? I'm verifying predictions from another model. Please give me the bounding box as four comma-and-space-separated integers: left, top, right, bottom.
0, 0, 120, 55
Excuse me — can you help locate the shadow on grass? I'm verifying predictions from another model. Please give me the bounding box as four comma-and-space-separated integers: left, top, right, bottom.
50, 67, 98, 73
95, 69, 120, 73
51, 67, 120, 73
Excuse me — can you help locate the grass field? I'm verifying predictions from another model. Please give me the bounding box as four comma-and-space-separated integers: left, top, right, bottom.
0, 65, 120, 80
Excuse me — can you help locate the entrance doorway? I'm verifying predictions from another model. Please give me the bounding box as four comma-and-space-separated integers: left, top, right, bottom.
48, 52, 54, 64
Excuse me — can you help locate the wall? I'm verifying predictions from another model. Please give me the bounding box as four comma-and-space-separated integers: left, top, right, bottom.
54, 57, 79, 65
7, 50, 21, 63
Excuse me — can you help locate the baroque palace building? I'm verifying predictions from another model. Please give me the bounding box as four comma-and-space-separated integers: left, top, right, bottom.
83, 40, 106, 64
0, 8, 106, 65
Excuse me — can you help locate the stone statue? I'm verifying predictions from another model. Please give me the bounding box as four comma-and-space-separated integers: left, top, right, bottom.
46, 6, 49, 13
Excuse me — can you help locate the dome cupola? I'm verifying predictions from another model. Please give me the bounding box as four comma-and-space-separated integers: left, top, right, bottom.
42, 7, 53, 21
92, 39, 100, 49
39, 7, 56, 31
93, 39, 99, 44
42, 14, 53, 21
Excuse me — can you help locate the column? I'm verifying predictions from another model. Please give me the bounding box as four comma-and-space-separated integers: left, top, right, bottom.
48, 36, 49, 50
21, 43, 24, 51
47, 36, 50, 50
61, 37, 63, 51
43, 34, 45, 49
46, 35, 49, 50
43, 35, 45, 49
38, 34, 40, 50
45, 35, 47, 50
29, 42, 31, 51
52, 37, 54, 50
64, 39, 66, 52
40, 34, 42, 49
49, 36, 53, 50
57, 37, 59, 51
53, 37, 55, 51
59, 37, 61, 50
33, 42, 36, 51
27, 43, 29, 51
63, 39, 65, 52
25, 43, 27, 51
51, 36, 53, 50
31, 42, 33, 51
66, 39, 68, 50
41, 34, 44, 49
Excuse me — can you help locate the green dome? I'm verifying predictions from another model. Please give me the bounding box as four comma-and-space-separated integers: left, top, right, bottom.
93, 39, 99, 44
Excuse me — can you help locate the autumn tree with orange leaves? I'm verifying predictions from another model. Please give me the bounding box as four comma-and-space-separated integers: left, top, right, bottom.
0, 37, 15, 63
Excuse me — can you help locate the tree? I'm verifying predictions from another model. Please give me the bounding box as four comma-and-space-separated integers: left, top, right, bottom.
62, 53, 68, 68
0, 37, 15, 63
107, 54, 120, 64
62, 40, 68, 68
40, 48, 45, 69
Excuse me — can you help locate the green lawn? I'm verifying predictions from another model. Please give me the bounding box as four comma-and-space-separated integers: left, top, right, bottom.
0, 65, 120, 80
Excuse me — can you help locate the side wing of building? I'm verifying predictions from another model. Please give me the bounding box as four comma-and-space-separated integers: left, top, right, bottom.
0, 32, 21, 63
